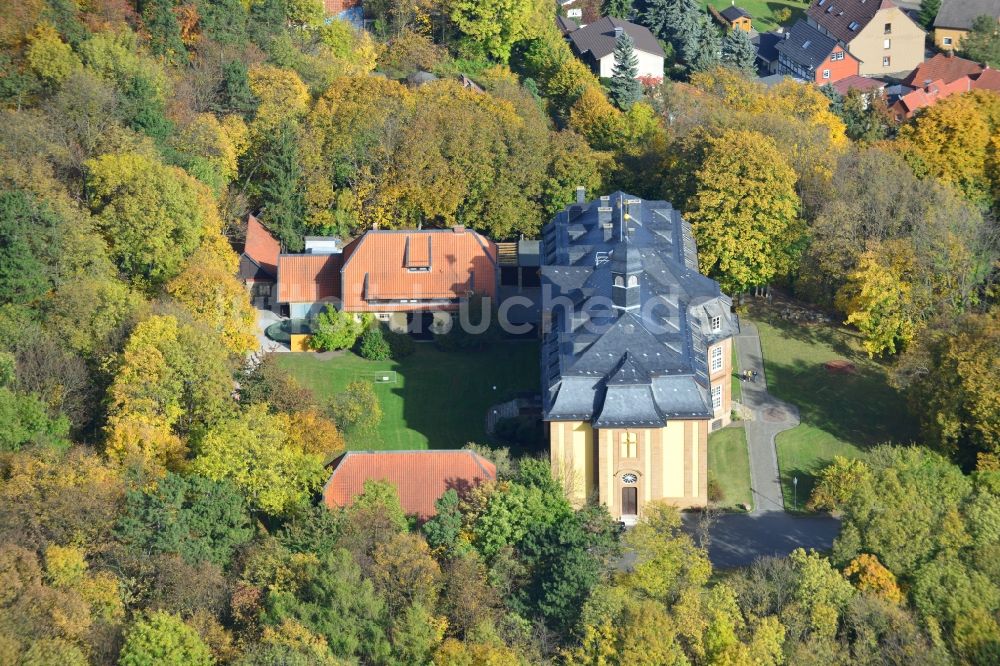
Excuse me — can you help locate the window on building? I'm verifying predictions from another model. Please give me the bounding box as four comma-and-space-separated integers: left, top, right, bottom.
883, 56, 891, 67
712, 385, 723, 410
848, 21, 859, 31
627, 275, 638, 287
831, 51, 844, 61
943, 37, 953, 46
710, 315, 722, 332
884, 22, 892, 34
620, 432, 638, 458
883, 38, 891, 49
710, 346, 723, 372
822, 69, 831, 79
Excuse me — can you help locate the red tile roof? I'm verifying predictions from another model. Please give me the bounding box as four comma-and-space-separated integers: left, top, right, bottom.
323, 0, 361, 13
902, 53, 983, 87
277, 254, 342, 304
340, 228, 498, 312
972, 68, 1000, 92
244, 215, 280, 277
831, 75, 886, 95
322, 450, 497, 520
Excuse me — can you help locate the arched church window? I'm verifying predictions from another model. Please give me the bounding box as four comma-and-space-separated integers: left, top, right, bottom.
627, 275, 638, 287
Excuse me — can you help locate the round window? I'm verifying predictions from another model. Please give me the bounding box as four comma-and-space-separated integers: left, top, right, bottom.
622, 473, 638, 485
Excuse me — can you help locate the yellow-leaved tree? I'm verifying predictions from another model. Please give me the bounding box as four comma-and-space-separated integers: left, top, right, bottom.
687, 129, 802, 295
835, 243, 915, 357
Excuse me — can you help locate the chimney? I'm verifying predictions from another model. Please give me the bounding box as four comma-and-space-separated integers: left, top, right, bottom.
598, 206, 612, 225
614, 25, 624, 38
452, 225, 466, 233
575, 186, 586, 204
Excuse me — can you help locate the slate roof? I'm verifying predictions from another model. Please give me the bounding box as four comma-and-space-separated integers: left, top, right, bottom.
322, 450, 496, 520
540, 193, 737, 427
755, 31, 783, 63
776, 20, 840, 70
721, 6, 751, 21
807, 0, 896, 44
934, 0, 1000, 30
567, 16, 666, 60
557, 14, 579, 35
901, 53, 984, 87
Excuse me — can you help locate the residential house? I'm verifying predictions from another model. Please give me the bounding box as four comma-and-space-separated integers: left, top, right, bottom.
239, 215, 280, 309
754, 30, 784, 74
830, 74, 886, 96
776, 19, 862, 83
806, 0, 924, 77
933, 0, 1000, 51
891, 52, 1000, 119
566, 17, 666, 79
540, 193, 737, 521
323, 0, 363, 26
322, 450, 497, 520
721, 5, 753, 32
339, 227, 497, 333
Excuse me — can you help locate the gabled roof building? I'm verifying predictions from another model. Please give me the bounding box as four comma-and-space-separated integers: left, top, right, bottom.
565, 16, 666, 79
806, 0, 924, 77
776, 19, 861, 83
541, 193, 737, 521
323, 450, 497, 520
933, 0, 1000, 51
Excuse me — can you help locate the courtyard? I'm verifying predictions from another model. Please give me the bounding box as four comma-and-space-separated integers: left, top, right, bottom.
277, 341, 541, 450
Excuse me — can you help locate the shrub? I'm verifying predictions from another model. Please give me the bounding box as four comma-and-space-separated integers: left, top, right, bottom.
707, 477, 725, 504
310, 306, 368, 351
329, 380, 382, 434
384, 328, 414, 359
359, 327, 391, 361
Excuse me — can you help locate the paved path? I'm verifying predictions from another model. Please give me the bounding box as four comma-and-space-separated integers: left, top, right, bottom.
681, 320, 841, 568
734, 321, 796, 514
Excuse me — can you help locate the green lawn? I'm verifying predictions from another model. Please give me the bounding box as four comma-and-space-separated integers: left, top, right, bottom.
277, 342, 540, 451
709, 425, 753, 510
702, 0, 808, 31
755, 317, 916, 510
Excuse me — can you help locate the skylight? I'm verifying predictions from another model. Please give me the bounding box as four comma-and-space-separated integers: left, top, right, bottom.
802, 40, 811, 48
849, 21, 860, 30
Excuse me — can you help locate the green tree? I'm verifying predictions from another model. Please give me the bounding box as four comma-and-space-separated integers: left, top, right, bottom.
683, 13, 722, 73
423, 489, 465, 553
687, 129, 801, 294
721, 26, 756, 74
609, 31, 643, 110
329, 380, 383, 434
449, 0, 547, 61
359, 326, 391, 360
0, 189, 64, 306
115, 472, 253, 567
264, 548, 391, 663
621, 501, 711, 601
119, 611, 214, 666
310, 306, 368, 352
139, 0, 187, 63
195, 0, 249, 45
960, 15, 1000, 67
0, 387, 70, 452
257, 120, 306, 251
601, 0, 632, 19
918, 0, 940, 30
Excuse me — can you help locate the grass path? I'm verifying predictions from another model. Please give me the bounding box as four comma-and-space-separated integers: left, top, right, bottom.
709, 425, 753, 510
278, 342, 540, 451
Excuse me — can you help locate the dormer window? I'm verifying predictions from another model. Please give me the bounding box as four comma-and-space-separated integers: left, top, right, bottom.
848, 21, 859, 31
711, 315, 722, 332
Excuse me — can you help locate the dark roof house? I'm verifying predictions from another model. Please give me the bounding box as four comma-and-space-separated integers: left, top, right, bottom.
776, 20, 842, 71
721, 5, 751, 22
323, 450, 497, 520
934, 0, 1000, 31
567, 16, 665, 61
540, 193, 737, 428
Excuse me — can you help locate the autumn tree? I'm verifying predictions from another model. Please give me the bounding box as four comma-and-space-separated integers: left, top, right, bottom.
835, 244, 916, 357
686, 129, 801, 294
193, 405, 327, 516
609, 32, 642, 110
897, 310, 1000, 468
84, 152, 213, 290
118, 611, 214, 666
449, 0, 548, 61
